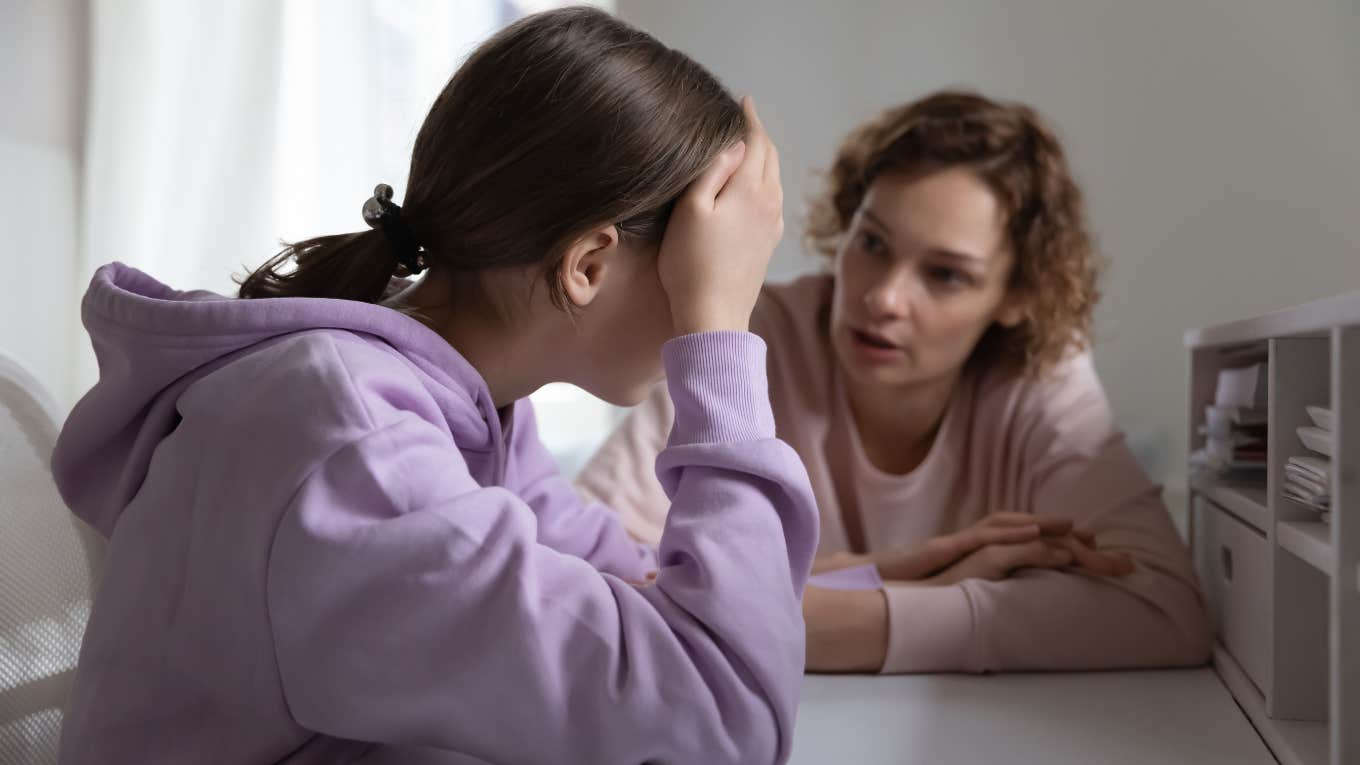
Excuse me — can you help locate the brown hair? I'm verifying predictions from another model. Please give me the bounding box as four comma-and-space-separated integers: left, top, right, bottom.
805, 90, 1101, 377
239, 6, 745, 307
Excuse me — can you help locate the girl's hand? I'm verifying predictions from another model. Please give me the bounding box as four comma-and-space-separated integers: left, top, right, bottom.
658, 97, 784, 337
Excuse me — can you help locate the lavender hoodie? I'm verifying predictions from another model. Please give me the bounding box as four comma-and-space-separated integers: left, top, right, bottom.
51, 263, 819, 764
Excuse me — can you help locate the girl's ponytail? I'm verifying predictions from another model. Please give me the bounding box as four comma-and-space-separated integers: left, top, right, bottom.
239, 183, 426, 302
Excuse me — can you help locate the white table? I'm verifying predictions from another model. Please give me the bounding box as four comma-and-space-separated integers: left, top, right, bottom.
790, 668, 1273, 764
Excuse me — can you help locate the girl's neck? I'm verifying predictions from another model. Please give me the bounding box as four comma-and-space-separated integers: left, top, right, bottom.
388, 269, 556, 409
844, 367, 961, 475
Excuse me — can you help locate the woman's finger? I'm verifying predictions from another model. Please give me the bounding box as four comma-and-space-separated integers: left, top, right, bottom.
1047, 536, 1135, 576
687, 140, 747, 209
973, 524, 1042, 549
949, 523, 1038, 561
982, 512, 1072, 537
993, 540, 1073, 574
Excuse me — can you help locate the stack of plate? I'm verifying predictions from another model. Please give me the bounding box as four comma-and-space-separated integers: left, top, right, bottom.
1288, 405, 1334, 521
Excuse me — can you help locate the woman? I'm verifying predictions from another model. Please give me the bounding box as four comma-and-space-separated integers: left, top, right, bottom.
578, 91, 1212, 675
51, 8, 815, 763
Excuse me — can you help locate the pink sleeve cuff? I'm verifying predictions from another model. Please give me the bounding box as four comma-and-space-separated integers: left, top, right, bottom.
882, 582, 978, 674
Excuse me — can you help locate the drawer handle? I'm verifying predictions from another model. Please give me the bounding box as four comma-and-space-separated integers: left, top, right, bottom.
1220, 546, 1234, 582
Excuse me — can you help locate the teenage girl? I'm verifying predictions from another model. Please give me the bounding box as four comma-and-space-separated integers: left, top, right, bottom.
52, 8, 815, 763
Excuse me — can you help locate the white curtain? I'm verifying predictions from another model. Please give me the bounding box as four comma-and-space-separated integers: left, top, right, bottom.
78, 0, 621, 473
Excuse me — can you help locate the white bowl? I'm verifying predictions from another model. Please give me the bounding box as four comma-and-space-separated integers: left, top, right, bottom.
1306, 405, 1333, 431
1297, 426, 1333, 457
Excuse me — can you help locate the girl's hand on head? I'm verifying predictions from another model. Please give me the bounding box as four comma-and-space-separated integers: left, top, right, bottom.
659, 96, 784, 337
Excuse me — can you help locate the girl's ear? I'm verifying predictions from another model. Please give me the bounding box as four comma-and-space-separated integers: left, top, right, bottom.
558, 223, 620, 309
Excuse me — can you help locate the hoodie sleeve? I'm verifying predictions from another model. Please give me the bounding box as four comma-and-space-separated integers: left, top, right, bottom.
265, 332, 819, 764
880, 356, 1212, 673
501, 399, 658, 581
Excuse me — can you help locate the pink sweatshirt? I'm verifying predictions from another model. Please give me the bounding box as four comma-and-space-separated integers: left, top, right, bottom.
577, 273, 1212, 674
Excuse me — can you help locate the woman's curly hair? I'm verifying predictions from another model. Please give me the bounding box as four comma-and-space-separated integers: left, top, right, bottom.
805, 90, 1102, 377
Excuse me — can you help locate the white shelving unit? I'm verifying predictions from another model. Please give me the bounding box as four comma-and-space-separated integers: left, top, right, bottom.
1185, 292, 1359, 765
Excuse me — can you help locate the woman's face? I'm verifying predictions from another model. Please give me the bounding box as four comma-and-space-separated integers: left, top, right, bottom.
829, 167, 1024, 393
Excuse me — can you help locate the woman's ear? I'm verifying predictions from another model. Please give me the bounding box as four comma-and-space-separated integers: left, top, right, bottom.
558, 223, 620, 309
995, 290, 1027, 328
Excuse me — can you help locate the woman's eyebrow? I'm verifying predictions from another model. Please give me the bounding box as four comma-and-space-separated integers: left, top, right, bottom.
863, 208, 986, 265
926, 247, 987, 265
861, 208, 895, 235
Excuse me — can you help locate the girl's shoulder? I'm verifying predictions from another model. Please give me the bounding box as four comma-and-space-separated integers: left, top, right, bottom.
187, 328, 469, 449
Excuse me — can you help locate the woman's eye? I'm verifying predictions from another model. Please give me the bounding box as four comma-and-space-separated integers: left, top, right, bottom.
857, 231, 886, 256
929, 267, 971, 287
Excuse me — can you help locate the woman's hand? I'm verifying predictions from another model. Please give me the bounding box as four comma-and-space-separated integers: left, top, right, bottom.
924, 515, 1135, 586
924, 538, 1076, 586
811, 511, 1134, 583
658, 97, 784, 337
874, 512, 1066, 580
803, 586, 888, 673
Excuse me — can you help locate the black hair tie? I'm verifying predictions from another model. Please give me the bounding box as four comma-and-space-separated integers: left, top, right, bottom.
362, 183, 427, 275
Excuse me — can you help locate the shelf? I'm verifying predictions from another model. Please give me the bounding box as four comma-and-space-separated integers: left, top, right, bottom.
1185, 290, 1360, 347
1191, 473, 1269, 532
1213, 645, 1330, 765
1277, 521, 1334, 574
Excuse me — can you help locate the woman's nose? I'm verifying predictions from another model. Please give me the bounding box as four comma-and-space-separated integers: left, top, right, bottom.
863, 271, 915, 320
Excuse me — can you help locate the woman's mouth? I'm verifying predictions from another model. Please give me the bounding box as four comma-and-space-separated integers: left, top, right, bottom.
849, 327, 906, 362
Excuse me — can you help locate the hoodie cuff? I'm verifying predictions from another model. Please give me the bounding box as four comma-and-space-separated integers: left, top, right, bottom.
808, 563, 885, 591
882, 582, 978, 674
661, 332, 775, 446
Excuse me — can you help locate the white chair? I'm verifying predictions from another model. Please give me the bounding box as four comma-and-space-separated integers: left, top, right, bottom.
0, 352, 104, 763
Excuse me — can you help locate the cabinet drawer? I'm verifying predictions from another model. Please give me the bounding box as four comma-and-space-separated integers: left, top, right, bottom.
1193, 494, 1270, 693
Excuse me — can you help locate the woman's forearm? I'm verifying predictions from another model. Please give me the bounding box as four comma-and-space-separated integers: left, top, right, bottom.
804, 587, 890, 673
877, 568, 1211, 673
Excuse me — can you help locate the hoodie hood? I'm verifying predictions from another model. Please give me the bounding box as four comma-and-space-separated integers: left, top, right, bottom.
52, 262, 500, 536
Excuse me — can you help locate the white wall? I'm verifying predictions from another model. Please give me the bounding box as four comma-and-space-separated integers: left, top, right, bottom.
619, 0, 1360, 487
0, 0, 88, 411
